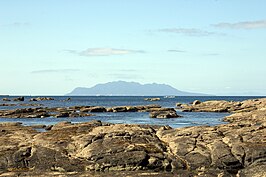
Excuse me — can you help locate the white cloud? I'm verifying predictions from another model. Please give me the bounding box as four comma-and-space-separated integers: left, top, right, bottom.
159, 28, 223, 36
65, 48, 145, 57
213, 20, 266, 29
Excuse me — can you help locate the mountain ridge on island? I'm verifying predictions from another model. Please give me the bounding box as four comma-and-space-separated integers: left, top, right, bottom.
67, 81, 211, 96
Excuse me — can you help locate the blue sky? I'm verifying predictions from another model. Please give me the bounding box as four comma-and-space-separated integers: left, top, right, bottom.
1, 0, 266, 95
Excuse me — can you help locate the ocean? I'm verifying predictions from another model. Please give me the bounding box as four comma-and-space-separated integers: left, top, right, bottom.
0, 96, 264, 128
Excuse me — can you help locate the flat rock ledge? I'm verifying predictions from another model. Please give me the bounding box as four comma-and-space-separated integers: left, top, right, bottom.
0, 98, 265, 176
0, 104, 181, 119
180, 98, 266, 113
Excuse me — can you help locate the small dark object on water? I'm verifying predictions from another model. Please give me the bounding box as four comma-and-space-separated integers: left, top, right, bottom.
13, 96, 24, 102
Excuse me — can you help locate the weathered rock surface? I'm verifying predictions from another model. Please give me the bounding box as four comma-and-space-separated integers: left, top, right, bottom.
180, 98, 266, 113
0, 107, 93, 118
0, 98, 265, 176
0, 104, 177, 119
150, 110, 181, 118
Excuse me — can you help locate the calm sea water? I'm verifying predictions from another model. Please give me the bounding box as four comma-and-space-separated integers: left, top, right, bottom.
0, 96, 264, 128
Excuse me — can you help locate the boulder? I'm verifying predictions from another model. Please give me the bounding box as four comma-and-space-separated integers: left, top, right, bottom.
149, 111, 181, 118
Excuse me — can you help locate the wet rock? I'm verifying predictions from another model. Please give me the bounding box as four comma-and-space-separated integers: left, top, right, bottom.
13, 96, 24, 101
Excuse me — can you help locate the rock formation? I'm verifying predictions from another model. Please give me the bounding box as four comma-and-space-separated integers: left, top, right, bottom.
0, 98, 265, 176
0, 105, 181, 119
144, 98, 161, 101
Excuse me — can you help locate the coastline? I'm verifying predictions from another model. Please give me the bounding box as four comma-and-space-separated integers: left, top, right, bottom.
0, 98, 265, 176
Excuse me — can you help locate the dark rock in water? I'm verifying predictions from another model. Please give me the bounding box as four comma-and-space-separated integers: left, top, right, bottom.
30, 98, 38, 101
149, 111, 181, 118
2, 98, 11, 101
62, 97, 71, 102
13, 96, 24, 101
55, 112, 70, 118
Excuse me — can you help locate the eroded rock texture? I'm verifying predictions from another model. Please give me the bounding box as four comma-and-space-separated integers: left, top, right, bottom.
0, 98, 265, 176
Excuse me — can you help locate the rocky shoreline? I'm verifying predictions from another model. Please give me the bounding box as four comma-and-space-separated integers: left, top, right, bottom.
0, 104, 180, 119
0, 98, 265, 176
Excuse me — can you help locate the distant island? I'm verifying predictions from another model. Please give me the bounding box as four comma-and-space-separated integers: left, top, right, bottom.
67, 81, 210, 96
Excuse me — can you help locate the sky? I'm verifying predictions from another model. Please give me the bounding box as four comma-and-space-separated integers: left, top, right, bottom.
0, 0, 266, 96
